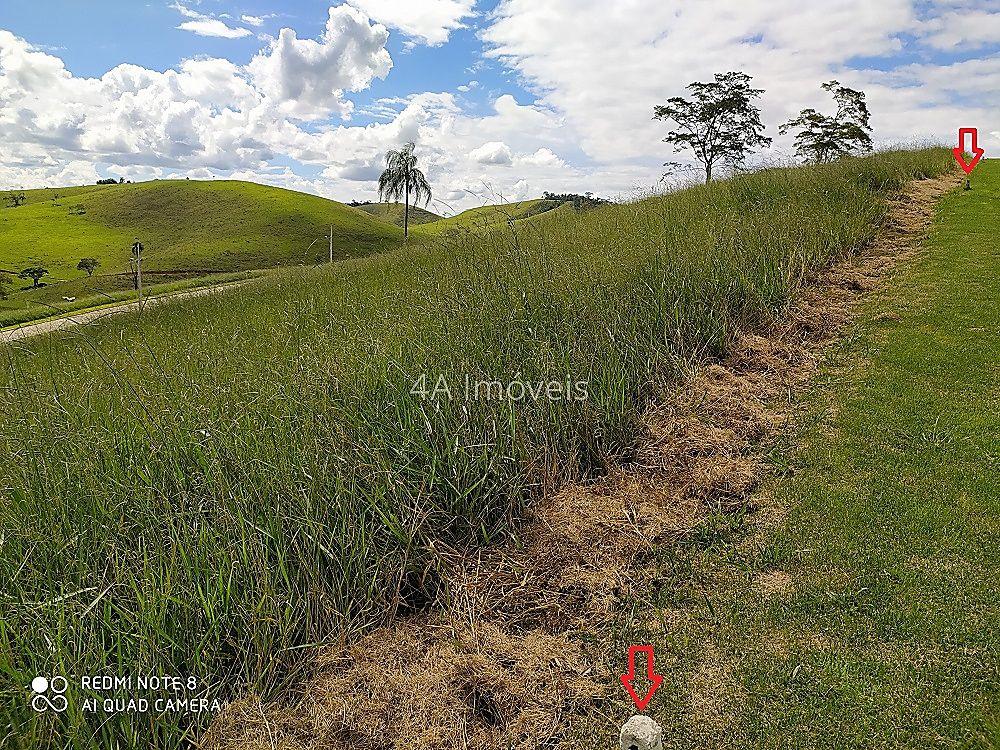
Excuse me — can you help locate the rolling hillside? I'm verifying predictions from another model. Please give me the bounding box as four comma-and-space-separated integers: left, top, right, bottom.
1, 180, 403, 275
355, 201, 441, 227
411, 198, 565, 235
0, 179, 404, 326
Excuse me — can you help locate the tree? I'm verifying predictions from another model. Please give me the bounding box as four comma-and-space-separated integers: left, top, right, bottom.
19, 267, 49, 288
77, 257, 100, 277
542, 191, 611, 211
654, 71, 771, 182
377, 142, 432, 239
780, 81, 872, 163
5, 192, 26, 208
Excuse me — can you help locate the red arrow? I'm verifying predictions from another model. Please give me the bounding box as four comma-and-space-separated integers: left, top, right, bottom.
619, 645, 663, 711
953, 128, 984, 174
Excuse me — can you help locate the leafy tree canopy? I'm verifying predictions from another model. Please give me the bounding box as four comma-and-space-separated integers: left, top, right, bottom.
77, 257, 100, 276
18, 267, 49, 288
780, 81, 873, 163
5, 192, 26, 208
653, 71, 771, 182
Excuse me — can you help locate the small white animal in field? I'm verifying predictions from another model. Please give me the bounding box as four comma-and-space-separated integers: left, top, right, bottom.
62, 296, 76, 302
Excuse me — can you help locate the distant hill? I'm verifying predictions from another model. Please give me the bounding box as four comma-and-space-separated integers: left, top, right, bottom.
412, 198, 566, 236
355, 202, 441, 227
0, 179, 403, 279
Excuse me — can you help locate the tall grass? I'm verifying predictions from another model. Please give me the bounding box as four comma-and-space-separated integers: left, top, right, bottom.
0, 149, 953, 748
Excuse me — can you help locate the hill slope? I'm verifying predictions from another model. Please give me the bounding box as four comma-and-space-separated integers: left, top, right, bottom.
0, 149, 956, 749
355, 201, 441, 227
411, 198, 565, 235
0, 179, 403, 277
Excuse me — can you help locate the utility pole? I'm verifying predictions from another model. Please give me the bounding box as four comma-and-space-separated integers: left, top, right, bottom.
131, 238, 144, 310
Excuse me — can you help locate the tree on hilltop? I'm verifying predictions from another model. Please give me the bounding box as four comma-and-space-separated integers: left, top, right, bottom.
378, 142, 432, 240
654, 71, 771, 182
780, 81, 873, 163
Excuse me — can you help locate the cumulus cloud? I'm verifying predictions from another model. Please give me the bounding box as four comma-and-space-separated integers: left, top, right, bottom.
345, 0, 475, 45
0, 9, 395, 180
518, 147, 565, 167
247, 5, 392, 119
469, 141, 513, 165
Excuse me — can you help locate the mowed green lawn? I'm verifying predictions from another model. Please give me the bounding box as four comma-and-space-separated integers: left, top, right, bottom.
637, 161, 1000, 747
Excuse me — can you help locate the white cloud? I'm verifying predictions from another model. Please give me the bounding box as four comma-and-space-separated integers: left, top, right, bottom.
247, 5, 392, 119
169, 2, 202, 20
920, 9, 1000, 49
345, 0, 475, 45
481, 0, 998, 170
518, 147, 564, 167
171, 3, 252, 38
0, 11, 395, 180
178, 19, 252, 39
241, 15, 272, 28
469, 141, 513, 165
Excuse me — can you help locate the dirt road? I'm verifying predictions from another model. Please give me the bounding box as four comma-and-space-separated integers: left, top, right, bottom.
0, 280, 249, 345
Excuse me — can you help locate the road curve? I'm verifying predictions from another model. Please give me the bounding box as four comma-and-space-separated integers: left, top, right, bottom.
0, 280, 250, 345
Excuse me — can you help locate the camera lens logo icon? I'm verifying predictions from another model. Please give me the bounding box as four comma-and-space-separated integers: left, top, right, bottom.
30, 676, 68, 713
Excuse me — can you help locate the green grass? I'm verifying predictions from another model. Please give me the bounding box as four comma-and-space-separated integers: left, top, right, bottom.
355, 201, 442, 226
0, 149, 955, 749
0, 179, 403, 322
410, 197, 565, 235
623, 160, 1000, 748
0, 271, 262, 330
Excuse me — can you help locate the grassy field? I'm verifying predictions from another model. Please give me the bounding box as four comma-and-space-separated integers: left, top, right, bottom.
355, 201, 442, 226
0, 180, 403, 325
0, 149, 954, 749
0, 271, 262, 331
628, 160, 999, 747
409, 197, 565, 235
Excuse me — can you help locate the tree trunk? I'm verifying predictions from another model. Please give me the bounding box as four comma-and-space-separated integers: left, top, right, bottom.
705, 161, 713, 183
404, 180, 410, 240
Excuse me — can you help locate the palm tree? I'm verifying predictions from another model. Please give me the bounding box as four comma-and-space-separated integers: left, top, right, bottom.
378, 142, 432, 239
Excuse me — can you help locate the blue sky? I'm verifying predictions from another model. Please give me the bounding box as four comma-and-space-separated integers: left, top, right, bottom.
0, 1, 997, 208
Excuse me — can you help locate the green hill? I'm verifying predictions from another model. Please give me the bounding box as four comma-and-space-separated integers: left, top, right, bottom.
1, 179, 402, 274
411, 198, 565, 236
0, 179, 403, 325
356, 201, 441, 227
